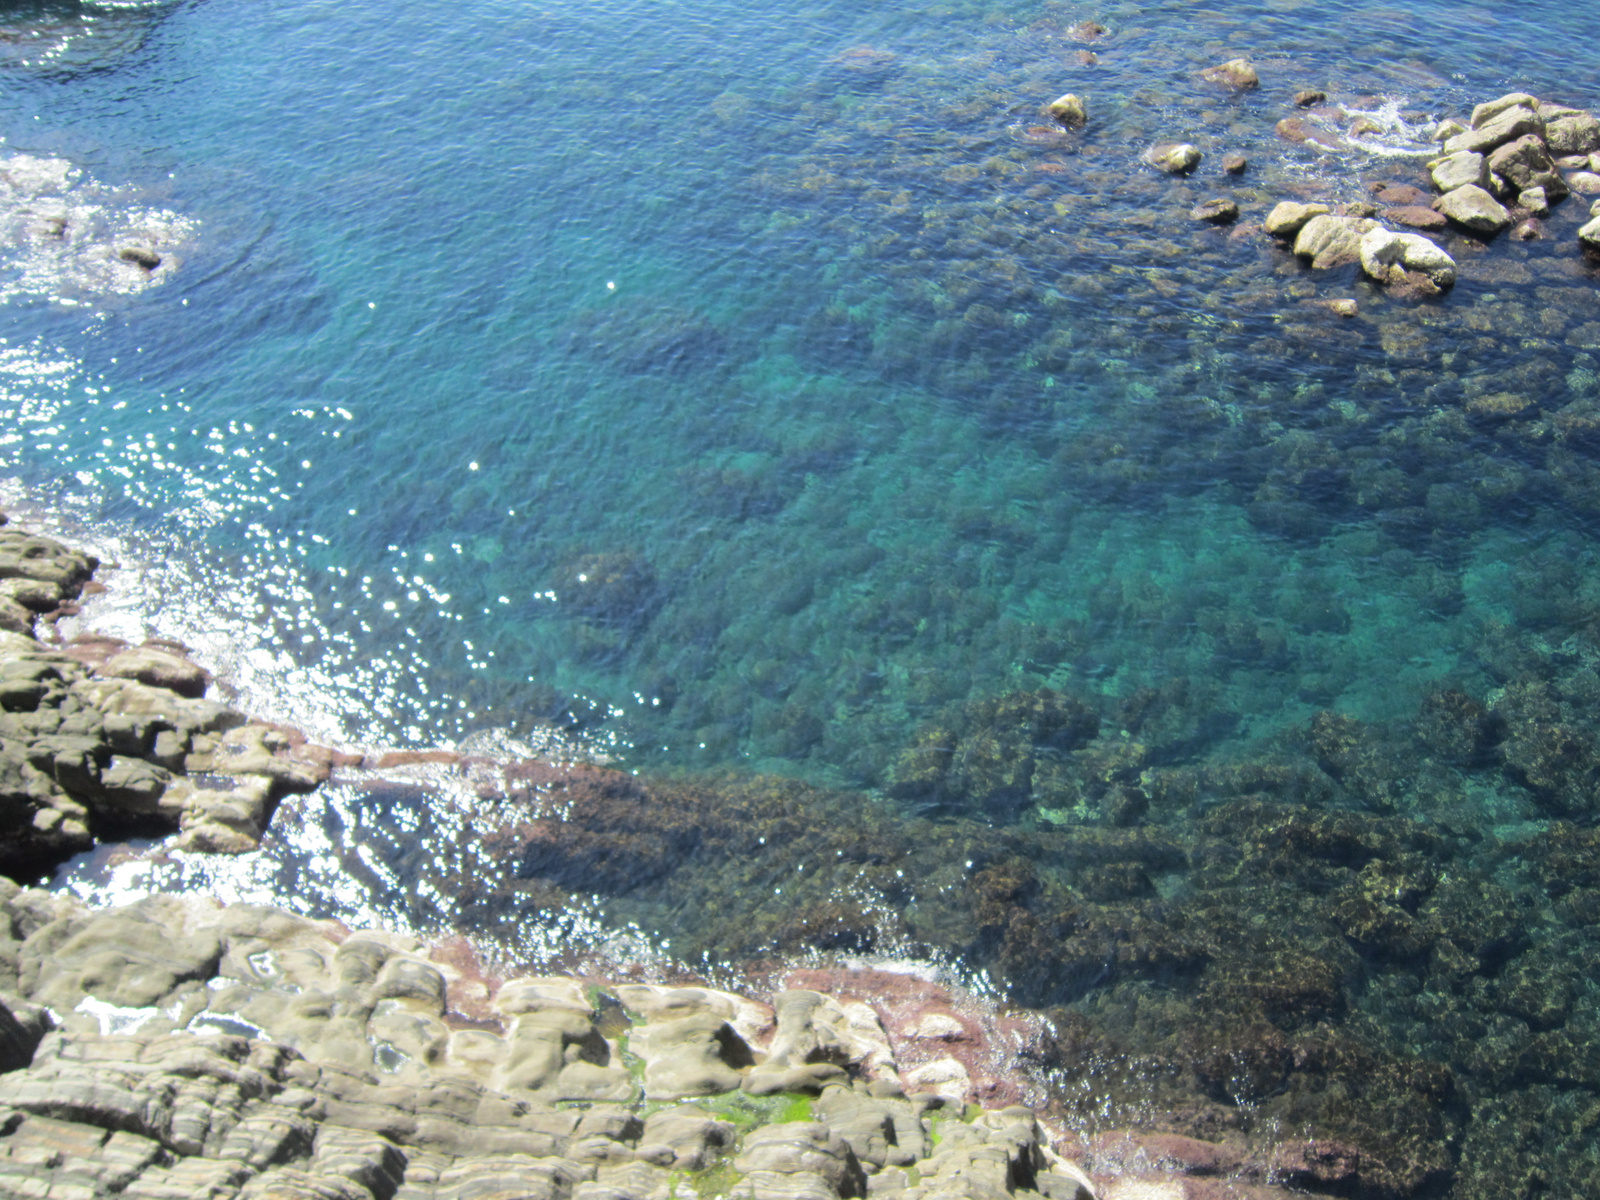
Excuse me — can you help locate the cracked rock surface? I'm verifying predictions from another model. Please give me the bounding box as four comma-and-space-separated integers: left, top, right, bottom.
0, 884, 1096, 1200
0, 518, 331, 877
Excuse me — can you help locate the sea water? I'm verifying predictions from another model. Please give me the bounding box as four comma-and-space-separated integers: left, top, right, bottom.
8, 0, 1600, 1189
1, 0, 1594, 777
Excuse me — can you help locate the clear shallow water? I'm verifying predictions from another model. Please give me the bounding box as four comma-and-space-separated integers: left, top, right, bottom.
1, 0, 1596, 779
12, 0, 1600, 1191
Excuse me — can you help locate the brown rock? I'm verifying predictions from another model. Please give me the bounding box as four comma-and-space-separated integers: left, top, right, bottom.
1375, 183, 1430, 206
1293, 89, 1326, 108
1386, 205, 1448, 230
1192, 197, 1239, 224
1222, 154, 1248, 174
118, 246, 161, 270
1068, 20, 1107, 41
367, 748, 465, 769
101, 646, 209, 699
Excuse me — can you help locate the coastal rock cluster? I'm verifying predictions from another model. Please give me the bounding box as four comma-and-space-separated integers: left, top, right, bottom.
1254, 89, 1600, 297
0, 516, 330, 878
0, 884, 1101, 1200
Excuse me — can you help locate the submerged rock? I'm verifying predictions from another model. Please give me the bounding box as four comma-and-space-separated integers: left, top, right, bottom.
1143, 142, 1201, 174
1191, 197, 1239, 224
1201, 58, 1259, 90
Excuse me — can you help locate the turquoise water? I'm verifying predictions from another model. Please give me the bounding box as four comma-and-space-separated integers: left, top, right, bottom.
12, 0, 1600, 1191
2, 0, 1597, 778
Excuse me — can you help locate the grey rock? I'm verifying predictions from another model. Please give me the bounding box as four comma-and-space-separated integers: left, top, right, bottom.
0, 530, 97, 589
1429, 150, 1488, 193
1471, 92, 1539, 129
101, 646, 209, 699
734, 1122, 866, 1197
1443, 104, 1542, 155
1263, 201, 1330, 236
1488, 134, 1568, 199
637, 1105, 734, 1169
1359, 228, 1456, 290
0, 893, 1095, 1200
1581, 216, 1600, 253
1143, 142, 1200, 174
1435, 184, 1512, 235
0, 993, 50, 1070
629, 1012, 751, 1099
1545, 110, 1600, 154
1569, 171, 1600, 194
1292, 214, 1379, 268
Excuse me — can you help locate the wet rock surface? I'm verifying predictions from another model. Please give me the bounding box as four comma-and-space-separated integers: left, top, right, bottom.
0, 886, 1120, 1200
0, 516, 329, 878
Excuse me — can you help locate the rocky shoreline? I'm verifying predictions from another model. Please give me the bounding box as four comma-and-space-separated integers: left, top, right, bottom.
0, 511, 338, 879
2, 512, 1333, 1199
0, 884, 1108, 1200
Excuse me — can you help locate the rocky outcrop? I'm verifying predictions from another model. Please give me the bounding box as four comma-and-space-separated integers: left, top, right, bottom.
0, 516, 330, 879
0, 885, 1097, 1200
1291, 214, 1378, 269
1435, 184, 1511, 234
1359, 228, 1456, 291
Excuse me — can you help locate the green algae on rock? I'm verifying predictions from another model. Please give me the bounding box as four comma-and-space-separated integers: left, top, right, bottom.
0, 883, 1100, 1200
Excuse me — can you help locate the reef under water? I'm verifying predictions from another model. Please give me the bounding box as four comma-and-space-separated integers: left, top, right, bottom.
5, 0, 1600, 1194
